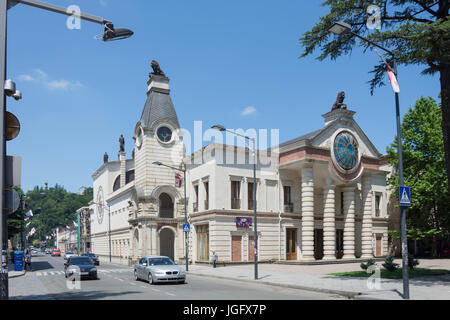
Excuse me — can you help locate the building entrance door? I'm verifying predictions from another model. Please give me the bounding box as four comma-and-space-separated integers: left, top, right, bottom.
314, 229, 324, 260
376, 235, 382, 257
231, 236, 242, 262
160, 228, 175, 261
336, 229, 344, 259
286, 228, 297, 260
248, 236, 255, 262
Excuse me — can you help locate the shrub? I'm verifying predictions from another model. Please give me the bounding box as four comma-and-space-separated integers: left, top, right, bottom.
382, 255, 399, 272
408, 254, 419, 269
360, 259, 376, 270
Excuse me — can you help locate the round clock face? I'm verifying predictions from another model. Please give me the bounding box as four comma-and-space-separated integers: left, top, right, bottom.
333, 131, 359, 171
157, 126, 173, 143
97, 187, 104, 224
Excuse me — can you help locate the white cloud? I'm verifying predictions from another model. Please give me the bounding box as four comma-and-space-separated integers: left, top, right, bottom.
46, 80, 83, 90
18, 74, 34, 81
241, 106, 257, 116
17, 69, 82, 91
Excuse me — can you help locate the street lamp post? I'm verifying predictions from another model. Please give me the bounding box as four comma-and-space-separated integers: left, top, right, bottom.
212, 125, 258, 280
328, 21, 409, 299
0, 0, 132, 299
153, 161, 189, 272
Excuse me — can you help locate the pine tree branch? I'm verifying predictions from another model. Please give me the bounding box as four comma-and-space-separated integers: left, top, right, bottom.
410, 0, 439, 17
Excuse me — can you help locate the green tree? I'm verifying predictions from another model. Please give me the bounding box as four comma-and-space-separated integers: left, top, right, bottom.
24, 184, 93, 243
386, 97, 450, 255
299, 0, 450, 188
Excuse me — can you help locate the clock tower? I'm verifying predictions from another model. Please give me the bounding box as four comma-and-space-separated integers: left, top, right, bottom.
132, 62, 185, 221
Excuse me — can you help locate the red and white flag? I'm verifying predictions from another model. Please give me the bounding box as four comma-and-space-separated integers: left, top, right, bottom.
374, 48, 400, 93
175, 173, 183, 188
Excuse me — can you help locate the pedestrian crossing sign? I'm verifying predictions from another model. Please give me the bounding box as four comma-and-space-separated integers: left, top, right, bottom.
399, 186, 411, 206
183, 224, 190, 233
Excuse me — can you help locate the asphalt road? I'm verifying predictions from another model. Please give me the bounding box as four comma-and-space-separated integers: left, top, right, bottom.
9, 254, 344, 300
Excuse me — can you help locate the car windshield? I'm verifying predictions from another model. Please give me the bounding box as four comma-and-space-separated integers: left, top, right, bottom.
70, 257, 93, 265
66, 252, 73, 254
84, 254, 95, 257
148, 257, 175, 266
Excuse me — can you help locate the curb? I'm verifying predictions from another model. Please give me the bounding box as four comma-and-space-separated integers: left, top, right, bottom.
8, 271, 26, 279
187, 271, 363, 299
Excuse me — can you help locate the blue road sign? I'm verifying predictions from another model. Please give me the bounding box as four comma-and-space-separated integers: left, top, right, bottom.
183, 224, 190, 233
399, 186, 411, 206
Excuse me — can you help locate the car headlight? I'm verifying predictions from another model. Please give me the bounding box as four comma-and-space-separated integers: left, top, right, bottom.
90, 268, 97, 272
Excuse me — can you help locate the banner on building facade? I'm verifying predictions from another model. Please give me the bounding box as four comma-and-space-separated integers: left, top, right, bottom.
236, 217, 252, 228
175, 173, 183, 188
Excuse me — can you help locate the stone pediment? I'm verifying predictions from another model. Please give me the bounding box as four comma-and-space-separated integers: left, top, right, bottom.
311, 109, 382, 160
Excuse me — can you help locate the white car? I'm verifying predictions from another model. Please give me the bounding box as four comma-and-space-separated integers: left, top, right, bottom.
64, 251, 76, 260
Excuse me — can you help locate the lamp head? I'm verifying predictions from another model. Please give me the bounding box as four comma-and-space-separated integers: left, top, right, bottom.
102, 22, 134, 42
211, 124, 226, 132
328, 21, 352, 35
152, 161, 163, 166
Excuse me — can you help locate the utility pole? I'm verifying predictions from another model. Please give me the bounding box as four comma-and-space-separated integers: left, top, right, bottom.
0, 0, 132, 300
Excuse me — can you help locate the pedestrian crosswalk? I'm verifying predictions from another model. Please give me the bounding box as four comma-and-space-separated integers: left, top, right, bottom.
35, 269, 133, 277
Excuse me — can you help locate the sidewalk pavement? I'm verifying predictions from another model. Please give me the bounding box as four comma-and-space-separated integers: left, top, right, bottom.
185, 260, 450, 300
8, 263, 26, 279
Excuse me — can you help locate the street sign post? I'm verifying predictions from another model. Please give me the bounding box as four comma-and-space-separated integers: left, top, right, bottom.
399, 186, 411, 206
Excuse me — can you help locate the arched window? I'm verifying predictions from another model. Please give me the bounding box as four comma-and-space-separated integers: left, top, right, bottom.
113, 175, 121, 192
159, 193, 174, 218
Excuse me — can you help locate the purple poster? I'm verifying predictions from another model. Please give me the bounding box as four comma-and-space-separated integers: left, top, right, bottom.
236, 217, 252, 228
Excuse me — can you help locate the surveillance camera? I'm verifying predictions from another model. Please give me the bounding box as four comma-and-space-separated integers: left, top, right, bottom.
4, 79, 16, 96
13, 90, 22, 101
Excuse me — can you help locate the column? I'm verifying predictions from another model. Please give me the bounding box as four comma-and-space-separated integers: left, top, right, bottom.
322, 179, 336, 260
119, 151, 126, 188
342, 186, 356, 259
361, 175, 373, 258
301, 166, 315, 260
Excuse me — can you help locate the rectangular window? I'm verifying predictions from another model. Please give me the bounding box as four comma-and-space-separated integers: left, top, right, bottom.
284, 186, 293, 212
340, 192, 344, 215
194, 185, 199, 212
248, 182, 254, 210
204, 181, 209, 210
375, 194, 381, 217
231, 181, 241, 209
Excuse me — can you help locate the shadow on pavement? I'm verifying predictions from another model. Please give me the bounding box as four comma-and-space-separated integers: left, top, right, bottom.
30, 261, 55, 272
10, 290, 142, 300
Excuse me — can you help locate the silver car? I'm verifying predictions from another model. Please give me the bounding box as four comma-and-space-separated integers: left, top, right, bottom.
134, 256, 186, 284
64, 251, 75, 260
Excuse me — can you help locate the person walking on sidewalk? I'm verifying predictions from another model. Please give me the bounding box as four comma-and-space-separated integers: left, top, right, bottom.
25, 249, 32, 272
212, 251, 218, 268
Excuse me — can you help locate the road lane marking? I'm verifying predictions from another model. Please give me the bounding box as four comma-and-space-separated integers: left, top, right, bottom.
151, 288, 160, 292
36, 272, 42, 276
129, 282, 137, 286
165, 292, 176, 296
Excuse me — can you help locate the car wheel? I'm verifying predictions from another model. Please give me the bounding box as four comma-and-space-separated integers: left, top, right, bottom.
134, 270, 139, 281
148, 272, 154, 284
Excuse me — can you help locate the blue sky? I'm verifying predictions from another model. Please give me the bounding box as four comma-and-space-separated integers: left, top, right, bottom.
6, 0, 440, 193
